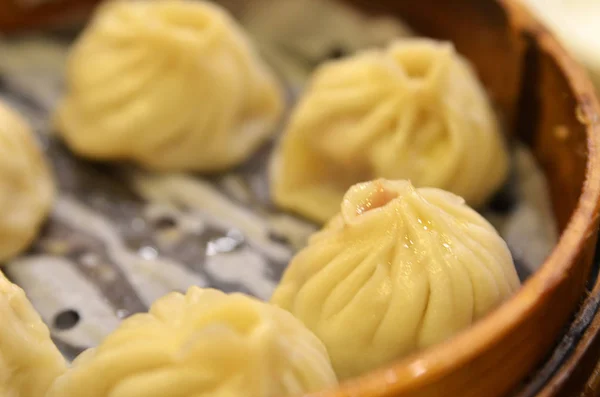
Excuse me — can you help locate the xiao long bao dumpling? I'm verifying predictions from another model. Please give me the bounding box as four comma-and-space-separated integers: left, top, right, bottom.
271, 39, 509, 224
46, 287, 337, 397
0, 101, 54, 262
56, 0, 284, 172
0, 272, 67, 397
271, 179, 520, 379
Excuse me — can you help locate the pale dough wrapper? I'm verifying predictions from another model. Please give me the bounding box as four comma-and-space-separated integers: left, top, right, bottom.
56, 0, 284, 172
46, 287, 337, 397
271, 39, 509, 224
0, 101, 54, 262
0, 271, 67, 397
271, 179, 520, 379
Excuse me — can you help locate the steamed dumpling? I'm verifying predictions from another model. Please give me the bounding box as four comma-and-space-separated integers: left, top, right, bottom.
0, 101, 54, 262
56, 0, 284, 172
46, 287, 337, 397
271, 179, 520, 379
0, 271, 67, 397
271, 39, 509, 223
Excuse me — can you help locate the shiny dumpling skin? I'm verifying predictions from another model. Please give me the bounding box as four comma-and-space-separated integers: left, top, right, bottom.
271, 179, 520, 379
0, 101, 54, 262
46, 287, 337, 397
56, 0, 284, 172
0, 271, 67, 397
271, 38, 509, 224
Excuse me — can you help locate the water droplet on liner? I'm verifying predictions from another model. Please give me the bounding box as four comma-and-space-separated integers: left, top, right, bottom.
138, 246, 158, 260
206, 230, 245, 256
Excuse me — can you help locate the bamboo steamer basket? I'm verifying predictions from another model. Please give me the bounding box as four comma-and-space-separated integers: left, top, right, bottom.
1, 0, 600, 396
0, 0, 99, 30
317, 0, 600, 396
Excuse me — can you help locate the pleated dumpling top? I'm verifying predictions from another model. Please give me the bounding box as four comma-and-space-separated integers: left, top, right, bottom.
0, 101, 54, 262
0, 271, 66, 397
46, 287, 337, 397
272, 179, 520, 379
271, 39, 509, 223
56, 0, 284, 172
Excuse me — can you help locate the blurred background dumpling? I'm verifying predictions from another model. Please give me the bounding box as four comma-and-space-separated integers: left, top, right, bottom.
271, 39, 509, 224
271, 179, 520, 379
0, 271, 66, 397
56, 0, 284, 172
46, 287, 337, 397
0, 101, 54, 262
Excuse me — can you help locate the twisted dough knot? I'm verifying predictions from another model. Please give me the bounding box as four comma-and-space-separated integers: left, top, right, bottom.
47, 288, 337, 397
